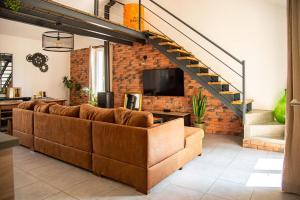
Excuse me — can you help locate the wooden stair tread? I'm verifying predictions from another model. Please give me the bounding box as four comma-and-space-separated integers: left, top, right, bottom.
208, 81, 228, 85
197, 73, 218, 76
167, 49, 190, 54
232, 99, 254, 105
150, 35, 171, 41
159, 42, 180, 48
219, 91, 240, 95
187, 64, 208, 68
177, 56, 198, 61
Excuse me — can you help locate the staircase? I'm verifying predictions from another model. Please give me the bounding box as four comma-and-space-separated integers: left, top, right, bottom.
0, 55, 13, 92
144, 31, 253, 118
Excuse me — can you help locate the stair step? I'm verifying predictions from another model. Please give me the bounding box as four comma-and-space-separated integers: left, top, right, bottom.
232, 99, 254, 105
208, 81, 228, 85
247, 122, 285, 138
187, 64, 208, 68
251, 136, 285, 145
176, 56, 198, 61
150, 35, 172, 41
168, 49, 191, 55
159, 42, 180, 48
197, 73, 218, 77
219, 91, 239, 95
245, 110, 274, 125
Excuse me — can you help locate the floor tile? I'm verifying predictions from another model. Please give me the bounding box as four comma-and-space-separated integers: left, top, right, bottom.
208, 180, 253, 200
201, 194, 228, 200
147, 184, 203, 200
14, 181, 60, 200
65, 175, 122, 199
37, 167, 94, 191
44, 192, 79, 200
219, 168, 251, 185
251, 188, 300, 200
14, 168, 38, 189
171, 170, 216, 193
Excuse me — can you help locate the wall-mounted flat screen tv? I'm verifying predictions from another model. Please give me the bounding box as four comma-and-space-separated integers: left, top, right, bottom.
142, 68, 184, 96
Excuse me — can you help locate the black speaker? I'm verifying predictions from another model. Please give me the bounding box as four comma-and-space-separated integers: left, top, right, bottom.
97, 92, 114, 108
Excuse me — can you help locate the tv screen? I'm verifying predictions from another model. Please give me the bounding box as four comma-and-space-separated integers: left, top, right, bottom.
143, 68, 184, 96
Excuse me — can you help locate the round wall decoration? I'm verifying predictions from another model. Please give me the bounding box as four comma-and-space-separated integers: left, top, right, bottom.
26, 53, 49, 72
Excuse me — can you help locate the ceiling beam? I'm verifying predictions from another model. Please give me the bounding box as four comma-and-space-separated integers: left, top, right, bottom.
21, 0, 146, 40
19, 7, 145, 43
0, 8, 133, 46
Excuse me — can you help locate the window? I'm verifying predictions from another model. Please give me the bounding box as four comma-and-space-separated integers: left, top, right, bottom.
90, 46, 105, 94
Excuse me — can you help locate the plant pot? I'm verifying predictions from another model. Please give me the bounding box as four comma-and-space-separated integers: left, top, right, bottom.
194, 122, 205, 129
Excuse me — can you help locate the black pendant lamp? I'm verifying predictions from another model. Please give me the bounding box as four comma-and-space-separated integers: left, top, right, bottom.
42, 31, 74, 52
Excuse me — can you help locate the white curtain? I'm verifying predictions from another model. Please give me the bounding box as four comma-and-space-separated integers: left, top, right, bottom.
89, 46, 105, 94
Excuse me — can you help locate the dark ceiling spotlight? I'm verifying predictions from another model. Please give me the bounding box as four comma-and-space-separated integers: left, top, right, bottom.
42, 23, 74, 52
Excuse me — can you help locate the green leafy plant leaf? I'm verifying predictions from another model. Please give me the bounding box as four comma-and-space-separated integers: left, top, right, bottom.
3, 0, 21, 11
192, 87, 207, 124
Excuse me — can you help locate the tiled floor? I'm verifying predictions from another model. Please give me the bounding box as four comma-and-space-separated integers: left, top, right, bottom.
12, 134, 300, 200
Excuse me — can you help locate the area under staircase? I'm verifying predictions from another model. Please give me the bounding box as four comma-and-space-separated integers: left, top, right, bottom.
144, 31, 253, 118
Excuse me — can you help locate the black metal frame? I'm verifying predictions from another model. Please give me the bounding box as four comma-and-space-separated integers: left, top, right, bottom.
0, 0, 147, 46
149, 39, 243, 117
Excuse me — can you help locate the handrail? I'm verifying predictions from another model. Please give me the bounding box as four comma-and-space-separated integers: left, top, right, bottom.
141, 16, 242, 94
111, 0, 247, 119
147, 0, 244, 65
142, 4, 242, 78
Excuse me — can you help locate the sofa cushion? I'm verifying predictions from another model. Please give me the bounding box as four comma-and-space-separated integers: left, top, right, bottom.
80, 104, 115, 123
17, 101, 37, 110
127, 111, 154, 128
49, 104, 80, 117
114, 107, 153, 128
34, 102, 56, 113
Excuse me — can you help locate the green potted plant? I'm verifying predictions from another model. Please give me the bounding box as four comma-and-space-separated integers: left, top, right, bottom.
63, 76, 82, 91
192, 87, 207, 129
2, 0, 21, 11
82, 87, 98, 106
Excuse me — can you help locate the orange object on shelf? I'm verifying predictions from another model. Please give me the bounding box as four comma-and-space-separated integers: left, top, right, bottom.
123, 3, 144, 31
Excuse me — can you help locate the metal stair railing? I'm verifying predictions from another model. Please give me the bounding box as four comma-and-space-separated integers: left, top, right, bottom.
139, 0, 247, 120
111, 0, 247, 120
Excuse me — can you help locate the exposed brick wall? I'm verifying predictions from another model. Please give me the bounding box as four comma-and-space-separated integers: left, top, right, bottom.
112, 43, 243, 135
70, 48, 89, 105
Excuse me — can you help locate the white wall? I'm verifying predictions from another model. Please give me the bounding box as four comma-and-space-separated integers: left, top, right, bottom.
0, 33, 70, 99
142, 0, 287, 110
0, 18, 103, 99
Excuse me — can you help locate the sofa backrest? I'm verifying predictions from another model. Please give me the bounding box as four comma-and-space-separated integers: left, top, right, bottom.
34, 112, 92, 152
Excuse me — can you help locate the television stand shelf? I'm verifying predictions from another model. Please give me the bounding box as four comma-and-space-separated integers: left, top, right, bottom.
150, 111, 191, 126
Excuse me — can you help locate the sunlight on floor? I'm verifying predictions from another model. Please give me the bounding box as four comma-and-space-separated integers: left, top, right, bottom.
246, 158, 284, 188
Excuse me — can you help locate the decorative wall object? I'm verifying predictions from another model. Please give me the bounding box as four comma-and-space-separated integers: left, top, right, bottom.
123, 3, 144, 30
26, 53, 49, 72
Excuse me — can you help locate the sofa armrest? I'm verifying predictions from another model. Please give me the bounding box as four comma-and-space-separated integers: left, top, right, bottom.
92, 118, 185, 168
13, 108, 34, 135
147, 118, 184, 167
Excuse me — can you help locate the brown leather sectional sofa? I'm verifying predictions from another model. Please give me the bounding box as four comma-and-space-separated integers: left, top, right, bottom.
13, 102, 204, 194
